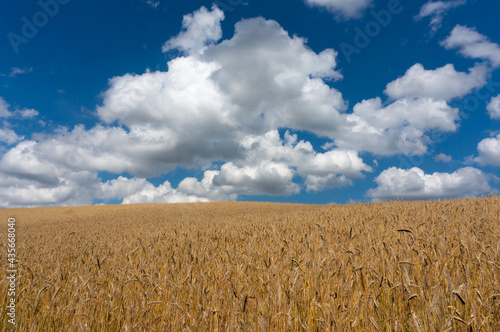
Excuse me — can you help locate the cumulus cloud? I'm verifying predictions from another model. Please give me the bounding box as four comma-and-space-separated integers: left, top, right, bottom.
487, 95, 500, 120
237, 130, 372, 184
303, 0, 372, 19
0, 6, 482, 208
475, 134, 500, 166
16, 108, 39, 119
442, 25, 500, 67
0, 141, 99, 208
162, 5, 224, 54
384, 63, 488, 101
211, 162, 300, 196
0, 98, 36, 146
122, 180, 217, 204
169, 130, 372, 197
0, 98, 12, 118
0, 97, 39, 119
337, 97, 459, 155
94, 9, 457, 167
367, 166, 491, 200
434, 153, 453, 162
304, 174, 352, 192
94, 14, 347, 175
0, 129, 23, 145
98, 176, 150, 200
415, 0, 466, 32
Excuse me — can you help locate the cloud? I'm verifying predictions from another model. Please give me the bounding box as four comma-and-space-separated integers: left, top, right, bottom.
144, 0, 159, 9
475, 134, 500, 166
0, 6, 481, 207
337, 97, 459, 155
98, 176, 150, 200
415, 0, 466, 32
94, 15, 346, 175
442, 25, 500, 67
117, 178, 225, 204
487, 95, 500, 120
162, 5, 224, 54
434, 153, 453, 162
166, 130, 371, 197
303, 0, 372, 19
367, 166, 491, 200
0, 98, 12, 118
9, 67, 33, 78
210, 162, 300, 196
384, 63, 488, 101
94, 10, 456, 167
16, 108, 39, 119
236, 130, 372, 190
122, 181, 212, 204
0, 97, 39, 119
0, 141, 99, 208
0, 97, 36, 146
304, 174, 352, 192
0, 129, 23, 145
202, 16, 344, 136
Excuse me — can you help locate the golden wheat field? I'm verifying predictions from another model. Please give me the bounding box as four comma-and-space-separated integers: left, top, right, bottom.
0, 196, 499, 331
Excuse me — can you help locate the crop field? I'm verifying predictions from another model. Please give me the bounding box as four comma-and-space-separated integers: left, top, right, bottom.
0, 196, 499, 331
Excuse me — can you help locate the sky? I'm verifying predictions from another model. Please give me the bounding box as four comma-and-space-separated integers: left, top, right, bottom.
0, 0, 499, 208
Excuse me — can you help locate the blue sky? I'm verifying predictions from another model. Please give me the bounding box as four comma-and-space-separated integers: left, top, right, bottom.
0, 0, 499, 207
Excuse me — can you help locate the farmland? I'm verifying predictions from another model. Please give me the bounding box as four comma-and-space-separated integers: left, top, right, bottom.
1, 196, 499, 331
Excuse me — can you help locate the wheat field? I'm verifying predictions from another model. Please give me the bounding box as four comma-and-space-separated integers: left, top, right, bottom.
0, 196, 499, 331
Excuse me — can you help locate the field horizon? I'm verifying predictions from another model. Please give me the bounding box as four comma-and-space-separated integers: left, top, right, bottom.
1, 196, 499, 331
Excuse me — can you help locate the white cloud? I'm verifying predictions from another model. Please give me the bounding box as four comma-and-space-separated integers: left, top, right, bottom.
0, 141, 99, 208
337, 97, 459, 155
0, 97, 39, 119
164, 130, 372, 198
97, 10, 455, 164
297, 148, 372, 180
211, 162, 300, 196
367, 166, 491, 200
0, 98, 35, 146
237, 130, 372, 190
0, 129, 23, 145
0, 6, 480, 207
475, 134, 500, 166
487, 95, 500, 120
442, 25, 500, 67
94, 14, 346, 175
384, 63, 488, 101
304, 0, 372, 19
144, 0, 159, 8
0, 98, 12, 118
162, 5, 224, 54
9, 67, 32, 78
434, 153, 452, 162
304, 174, 352, 192
16, 108, 39, 119
98, 176, 150, 200
415, 0, 466, 32
202, 16, 344, 136
122, 180, 216, 204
